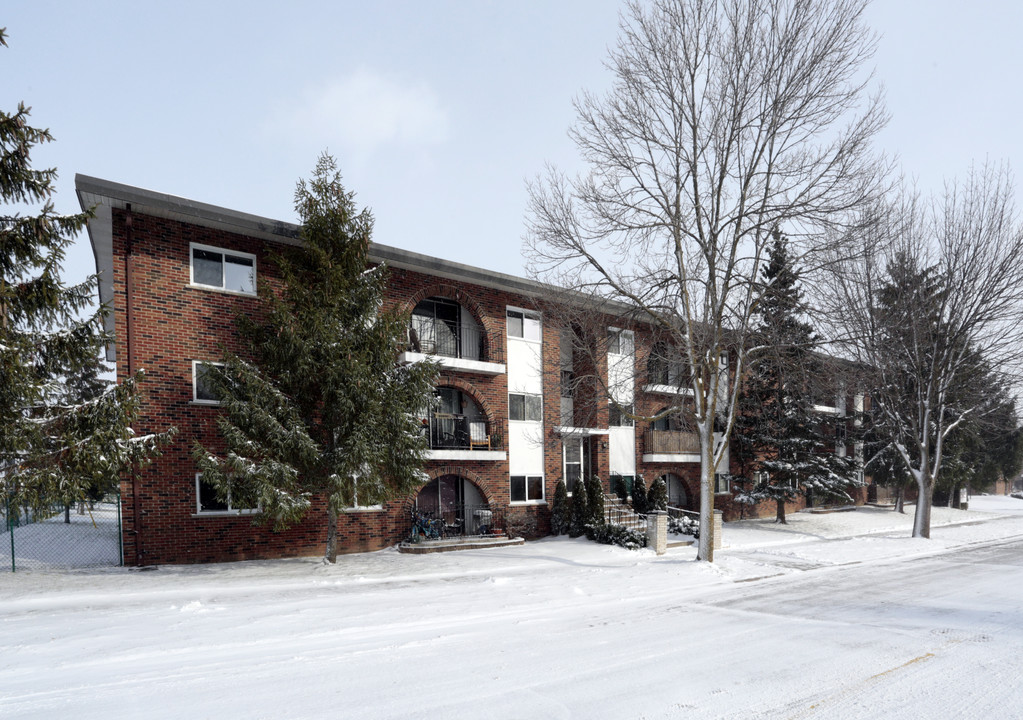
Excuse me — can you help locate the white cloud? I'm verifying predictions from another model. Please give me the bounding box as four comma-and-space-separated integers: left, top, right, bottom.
279, 68, 450, 157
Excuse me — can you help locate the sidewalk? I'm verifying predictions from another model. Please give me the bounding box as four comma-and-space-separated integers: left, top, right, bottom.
711, 494, 1023, 576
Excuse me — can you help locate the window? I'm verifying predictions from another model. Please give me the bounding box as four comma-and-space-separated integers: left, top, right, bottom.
607, 328, 634, 356
190, 243, 256, 294
561, 370, 574, 398
509, 393, 542, 421
835, 422, 847, 456
195, 474, 255, 514
345, 480, 383, 511
511, 475, 545, 503
608, 402, 634, 427
192, 361, 224, 404
563, 439, 582, 495
714, 473, 731, 494
507, 309, 541, 341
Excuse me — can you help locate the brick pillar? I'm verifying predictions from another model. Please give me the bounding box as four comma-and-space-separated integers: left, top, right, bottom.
713, 510, 723, 550
647, 510, 668, 555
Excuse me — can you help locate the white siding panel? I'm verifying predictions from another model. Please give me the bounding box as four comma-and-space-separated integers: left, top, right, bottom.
508, 339, 543, 394
609, 426, 636, 476
509, 422, 544, 475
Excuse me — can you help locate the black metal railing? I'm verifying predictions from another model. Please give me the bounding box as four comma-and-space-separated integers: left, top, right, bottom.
408, 319, 487, 362
423, 413, 493, 451
408, 502, 504, 541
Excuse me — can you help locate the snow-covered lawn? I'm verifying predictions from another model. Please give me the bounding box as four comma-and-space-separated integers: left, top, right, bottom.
2, 495, 1022, 719
1, 502, 121, 571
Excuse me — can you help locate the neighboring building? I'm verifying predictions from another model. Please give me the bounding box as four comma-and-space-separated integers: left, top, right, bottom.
77, 175, 866, 565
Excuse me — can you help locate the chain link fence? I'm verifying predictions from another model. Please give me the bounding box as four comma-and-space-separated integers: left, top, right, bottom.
2, 491, 122, 572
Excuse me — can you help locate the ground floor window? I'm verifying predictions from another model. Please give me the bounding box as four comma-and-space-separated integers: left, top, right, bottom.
511, 475, 544, 503
714, 473, 731, 494
195, 474, 255, 514
563, 439, 582, 495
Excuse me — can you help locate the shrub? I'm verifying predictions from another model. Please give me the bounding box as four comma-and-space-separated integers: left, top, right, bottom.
668, 513, 699, 539
612, 474, 628, 502
550, 479, 569, 535
588, 522, 647, 550
569, 477, 589, 538
648, 475, 668, 511
632, 474, 649, 515
585, 474, 605, 535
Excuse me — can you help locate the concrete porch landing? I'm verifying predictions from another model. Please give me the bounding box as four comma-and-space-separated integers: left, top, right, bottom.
398, 536, 525, 554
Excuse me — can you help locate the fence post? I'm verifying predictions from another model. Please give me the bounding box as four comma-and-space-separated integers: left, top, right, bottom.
117, 487, 124, 567
646, 510, 668, 555
713, 510, 723, 551
6, 490, 14, 573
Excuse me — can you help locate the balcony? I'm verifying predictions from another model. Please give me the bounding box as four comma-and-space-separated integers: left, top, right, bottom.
423, 413, 505, 461
400, 319, 505, 376
642, 429, 701, 462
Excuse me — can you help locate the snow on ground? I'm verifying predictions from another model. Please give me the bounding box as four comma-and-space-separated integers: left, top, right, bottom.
2, 495, 1023, 719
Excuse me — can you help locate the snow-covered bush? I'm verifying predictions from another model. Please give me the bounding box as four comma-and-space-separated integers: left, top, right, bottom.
669, 514, 700, 539
588, 522, 646, 550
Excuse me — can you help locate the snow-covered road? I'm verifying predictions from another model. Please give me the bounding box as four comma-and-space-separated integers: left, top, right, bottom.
2, 497, 1022, 719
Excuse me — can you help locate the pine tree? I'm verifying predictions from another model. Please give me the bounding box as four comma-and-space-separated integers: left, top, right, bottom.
612, 474, 628, 503
568, 475, 588, 538
732, 230, 857, 523
585, 474, 605, 534
194, 154, 437, 563
631, 474, 648, 515
550, 479, 569, 535
648, 475, 668, 511
1, 29, 170, 514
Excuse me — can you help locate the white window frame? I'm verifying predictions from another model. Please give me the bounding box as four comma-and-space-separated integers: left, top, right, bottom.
506, 307, 542, 342
189, 242, 257, 296
192, 360, 224, 405
563, 438, 583, 496
344, 480, 384, 512
194, 473, 257, 515
607, 327, 634, 356
509, 392, 543, 422
510, 474, 545, 504
608, 401, 635, 427
714, 473, 731, 495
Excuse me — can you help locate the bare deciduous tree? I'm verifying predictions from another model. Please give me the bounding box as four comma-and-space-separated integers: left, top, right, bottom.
525, 0, 887, 560
825, 163, 1023, 538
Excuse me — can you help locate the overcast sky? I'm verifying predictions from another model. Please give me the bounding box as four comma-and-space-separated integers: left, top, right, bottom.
5, 0, 1022, 288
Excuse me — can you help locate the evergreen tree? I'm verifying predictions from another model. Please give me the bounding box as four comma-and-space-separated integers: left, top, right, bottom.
550, 478, 569, 535
732, 230, 857, 522
568, 474, 589, 538
612, 474, 628, 503
585, 474, 605, 531
631, 474, 648, 515
194, 154, 437, 563
648, 475, 668, 511
1, 28, 170, 513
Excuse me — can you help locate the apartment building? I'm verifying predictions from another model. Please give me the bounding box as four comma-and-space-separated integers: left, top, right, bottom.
77, 175, 861, 564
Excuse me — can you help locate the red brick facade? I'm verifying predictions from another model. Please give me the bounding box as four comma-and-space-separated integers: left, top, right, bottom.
80, 176, 867, 564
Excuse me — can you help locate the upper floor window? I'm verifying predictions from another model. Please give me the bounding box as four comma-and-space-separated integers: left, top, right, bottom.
509, 393, 542, 422
607, 328, 634, 356
190, 243, 256, 295
507, 309, 541, 342
648, 341, 688, 387
608, 401, 634, 427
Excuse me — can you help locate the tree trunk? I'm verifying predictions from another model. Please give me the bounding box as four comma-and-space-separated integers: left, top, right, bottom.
697, 423, 715, 562
775, 497, 787, 524
895, 486, 904, 514
913, 479, 932, 538
324, 509, 338, 563
64, 504, 70, 524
